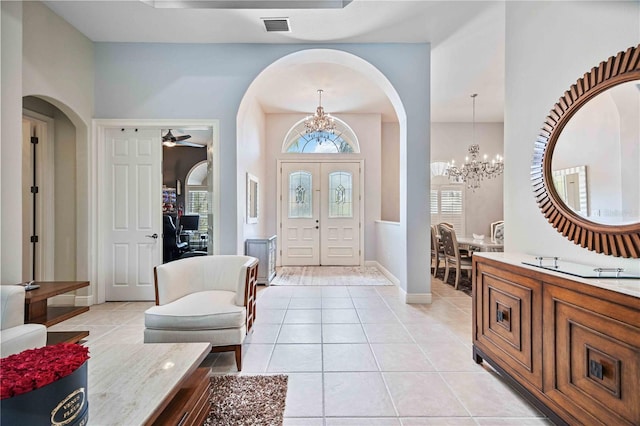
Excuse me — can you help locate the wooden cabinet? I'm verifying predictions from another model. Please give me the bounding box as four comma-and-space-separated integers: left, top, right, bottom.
474, 261, 543, 390
473, 255, 640, 426
245, 236, 277, 285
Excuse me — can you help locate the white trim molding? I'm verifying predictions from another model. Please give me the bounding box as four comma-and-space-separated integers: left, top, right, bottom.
365, 260, 400, 286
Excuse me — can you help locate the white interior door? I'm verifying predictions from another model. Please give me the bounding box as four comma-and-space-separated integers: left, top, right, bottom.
320, 162, 361, 265
281, 163, 320, 265
104, 128, 162, 301
280, 162, 361, 266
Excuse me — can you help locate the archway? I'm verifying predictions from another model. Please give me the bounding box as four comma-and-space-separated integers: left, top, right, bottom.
236, 48, 408, 270
21, 95, 89, 286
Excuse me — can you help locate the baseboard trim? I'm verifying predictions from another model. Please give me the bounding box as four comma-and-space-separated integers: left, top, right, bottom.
49, 294, 75, 305
366, 260, 400, 286
75, 295, 93, 307
404, 292, 432, 304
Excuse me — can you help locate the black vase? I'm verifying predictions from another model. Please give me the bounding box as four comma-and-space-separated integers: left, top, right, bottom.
0, 361, 88, 426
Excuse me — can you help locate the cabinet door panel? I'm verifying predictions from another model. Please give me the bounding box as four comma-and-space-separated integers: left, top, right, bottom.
544, 285, 640, 426
475, 263, 543, 389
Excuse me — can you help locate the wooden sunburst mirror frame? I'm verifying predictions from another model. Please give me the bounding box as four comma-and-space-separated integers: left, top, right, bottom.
532, 44, 640, 258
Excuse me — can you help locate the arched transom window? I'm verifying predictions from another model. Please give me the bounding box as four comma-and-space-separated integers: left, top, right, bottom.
282, 117, 360, 154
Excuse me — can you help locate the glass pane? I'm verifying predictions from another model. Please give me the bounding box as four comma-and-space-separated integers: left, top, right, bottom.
289, 171, 312, 218
287, 132, 354, 153
187, 190, 209, 232
329, 172, 353, 218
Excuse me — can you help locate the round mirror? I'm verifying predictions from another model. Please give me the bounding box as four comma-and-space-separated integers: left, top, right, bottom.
551, 79, 640, 226
532, 44, 640, 258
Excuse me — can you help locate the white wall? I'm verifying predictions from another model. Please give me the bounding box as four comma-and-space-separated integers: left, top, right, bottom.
264, 113, 382, 262
95, 42, 431, 295
505, 1, 639, 269
432, 122, 504, 236
237, 96, 267, 253
1, 1, 23, 284
381, 122, 400, 222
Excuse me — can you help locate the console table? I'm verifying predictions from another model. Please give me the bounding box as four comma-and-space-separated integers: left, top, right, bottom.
24, 281, 90, 345
88, 342, 211, 425
473, 252, 639, 426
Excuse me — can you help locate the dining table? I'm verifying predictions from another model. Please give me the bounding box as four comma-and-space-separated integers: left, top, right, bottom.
457, 236, 504, 252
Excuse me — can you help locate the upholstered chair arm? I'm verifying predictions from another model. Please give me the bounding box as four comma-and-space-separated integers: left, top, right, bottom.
1, 285, 26, 330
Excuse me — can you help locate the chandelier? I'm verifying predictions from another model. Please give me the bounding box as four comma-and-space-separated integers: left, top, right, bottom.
304, 89, 336, 136
446, 94, 504, 190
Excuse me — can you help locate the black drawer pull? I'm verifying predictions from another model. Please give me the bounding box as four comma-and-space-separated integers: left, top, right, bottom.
589, 359, 603, 380
497, 310, 507, 322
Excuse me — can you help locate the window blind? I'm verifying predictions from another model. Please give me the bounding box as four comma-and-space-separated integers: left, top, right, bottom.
431, 184, 465, 236
186, 189, 209, 233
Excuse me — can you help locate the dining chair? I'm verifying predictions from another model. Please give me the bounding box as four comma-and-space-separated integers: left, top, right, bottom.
430, 225, 445, 277
491, 220, 504, 241
438, 223, 472, 289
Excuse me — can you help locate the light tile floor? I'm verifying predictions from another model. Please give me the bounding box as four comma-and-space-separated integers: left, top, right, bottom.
49, 278, 551, 425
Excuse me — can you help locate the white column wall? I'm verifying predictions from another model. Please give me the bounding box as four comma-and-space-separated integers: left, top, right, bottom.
1, 1, 23, 284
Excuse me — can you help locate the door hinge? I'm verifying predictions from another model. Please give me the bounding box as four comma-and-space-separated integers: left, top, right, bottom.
30, 186, 39, 194
30, 235, 39, 243
30, 136, 39, 145
280, 249, 282, 256
280, 222, 282, 229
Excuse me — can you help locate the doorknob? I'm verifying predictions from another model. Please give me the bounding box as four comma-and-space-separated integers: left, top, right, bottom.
145, 233, 158, 239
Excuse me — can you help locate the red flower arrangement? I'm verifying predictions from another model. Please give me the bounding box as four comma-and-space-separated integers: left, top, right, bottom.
1, 343, 89, 399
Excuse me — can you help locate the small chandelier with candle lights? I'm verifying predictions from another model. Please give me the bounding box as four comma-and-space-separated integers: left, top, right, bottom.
304, 89, 336, 138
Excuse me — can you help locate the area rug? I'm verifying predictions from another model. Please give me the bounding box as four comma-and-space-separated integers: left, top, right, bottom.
434, 268, 473, 297
204, 375, 288, 426
271, 266, 394, 286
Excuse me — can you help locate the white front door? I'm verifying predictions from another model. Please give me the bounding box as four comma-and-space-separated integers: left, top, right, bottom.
103, 128, 162, 301
320, 162, 361, 265
280, 162, 320, 265
280, 162, 361, 266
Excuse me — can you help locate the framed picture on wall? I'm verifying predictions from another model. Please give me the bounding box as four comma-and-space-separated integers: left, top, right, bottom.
246, 173, 258, 224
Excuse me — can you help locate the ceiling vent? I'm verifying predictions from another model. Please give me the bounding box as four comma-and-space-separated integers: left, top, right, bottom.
262, 18, 290, 32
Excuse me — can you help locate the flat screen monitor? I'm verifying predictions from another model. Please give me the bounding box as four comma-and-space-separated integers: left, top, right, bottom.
179, 215, 199, 232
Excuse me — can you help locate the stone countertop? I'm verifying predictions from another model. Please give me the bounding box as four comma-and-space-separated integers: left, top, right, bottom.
474, 252, 640, 299
88, 342, 210, 425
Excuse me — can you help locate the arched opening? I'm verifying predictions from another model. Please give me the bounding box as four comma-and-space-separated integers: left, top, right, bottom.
21, 95, 89, 283
237, 48, 407, 270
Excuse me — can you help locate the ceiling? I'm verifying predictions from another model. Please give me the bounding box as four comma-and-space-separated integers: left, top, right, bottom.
44, 0, 505, 123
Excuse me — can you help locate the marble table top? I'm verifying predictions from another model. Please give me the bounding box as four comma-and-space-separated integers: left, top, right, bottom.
88, 342, 211, 425
475, 252, 640, 298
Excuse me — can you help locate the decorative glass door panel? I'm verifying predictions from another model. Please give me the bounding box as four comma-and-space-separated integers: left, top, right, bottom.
281, 163, 320, 265
280, 162, 361, 266
289, 171, 313, 218
329, 172, 353, 218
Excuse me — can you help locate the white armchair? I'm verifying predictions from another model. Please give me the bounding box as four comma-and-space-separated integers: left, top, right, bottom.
144, 255, 258, 371
1, 285, 47, 358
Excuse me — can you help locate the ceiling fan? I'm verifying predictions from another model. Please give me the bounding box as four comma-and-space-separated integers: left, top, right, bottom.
162, 129, 202, 148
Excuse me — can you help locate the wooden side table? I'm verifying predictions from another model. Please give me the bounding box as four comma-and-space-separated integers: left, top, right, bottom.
23, 281, 90, 345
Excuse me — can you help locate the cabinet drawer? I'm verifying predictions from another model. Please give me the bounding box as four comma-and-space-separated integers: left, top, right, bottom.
475, 263, 543, 389
544, 285, 640, 425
